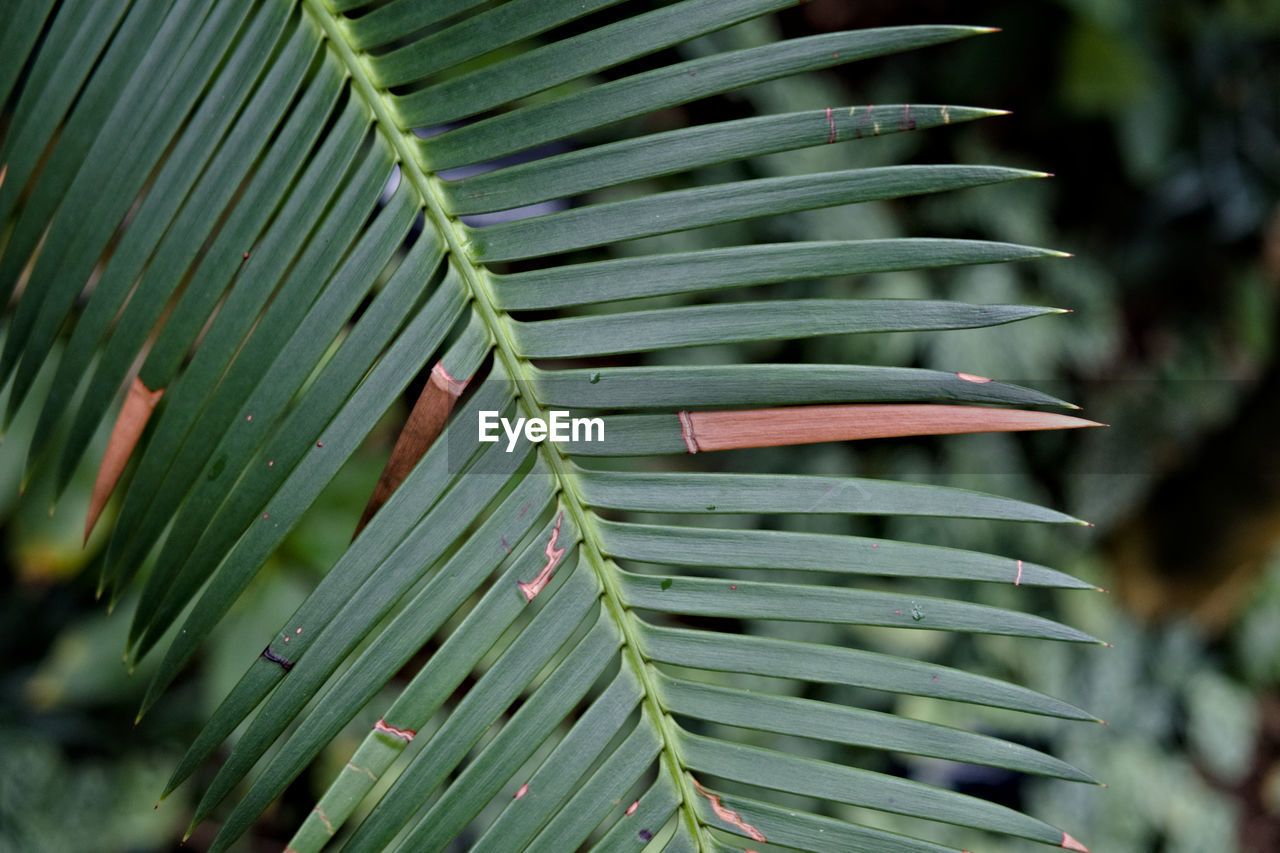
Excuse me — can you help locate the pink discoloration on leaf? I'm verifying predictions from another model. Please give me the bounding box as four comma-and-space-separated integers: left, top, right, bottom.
693, 779, 766, 843
514, 782, 530, 800
1015, 559, 1024, 585
431, 361, 468, 396
957, 372, 993, 384
825, 107, 836, 143
518, 512, 567, 602
346, 761, 377, 782
1061, 832, 1090, 852
373, 718, 416, 743
678, 410, 700, 453
501, 536, 512, 553
86, 377, 164, 543
313, 807, 335, 836
900, 103, 916, 131
625, 800, 639, 816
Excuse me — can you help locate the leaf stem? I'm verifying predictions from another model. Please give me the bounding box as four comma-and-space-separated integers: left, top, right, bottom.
301, 0, 708, 845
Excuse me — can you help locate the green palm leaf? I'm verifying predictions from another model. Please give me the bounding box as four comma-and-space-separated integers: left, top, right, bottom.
0, 1, 1103, 851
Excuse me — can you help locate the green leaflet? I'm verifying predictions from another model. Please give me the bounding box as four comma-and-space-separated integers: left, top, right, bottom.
445, 105, 1006, 215
468, 166, 1044, 261
512, 300, 1062, 358
574, 467, 1085, 523
495, 239, 1067, 308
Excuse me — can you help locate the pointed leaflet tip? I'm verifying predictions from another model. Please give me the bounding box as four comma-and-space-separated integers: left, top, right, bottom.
1061, 831, 1090, 852
85, 378, 165, 544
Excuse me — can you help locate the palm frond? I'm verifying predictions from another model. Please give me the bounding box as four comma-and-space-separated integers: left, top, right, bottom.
0, 1, 1103, 851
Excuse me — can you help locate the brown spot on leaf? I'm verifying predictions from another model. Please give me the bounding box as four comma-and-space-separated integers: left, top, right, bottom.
86, 377, 164, 543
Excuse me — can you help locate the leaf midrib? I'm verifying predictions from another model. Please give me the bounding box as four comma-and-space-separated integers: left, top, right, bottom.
301, 0, 705, 845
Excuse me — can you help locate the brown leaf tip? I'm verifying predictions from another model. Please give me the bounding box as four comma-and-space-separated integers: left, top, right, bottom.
1062, 831, 1090, 852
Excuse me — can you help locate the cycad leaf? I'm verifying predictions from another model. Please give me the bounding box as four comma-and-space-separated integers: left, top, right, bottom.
0, 2, 1103, 852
